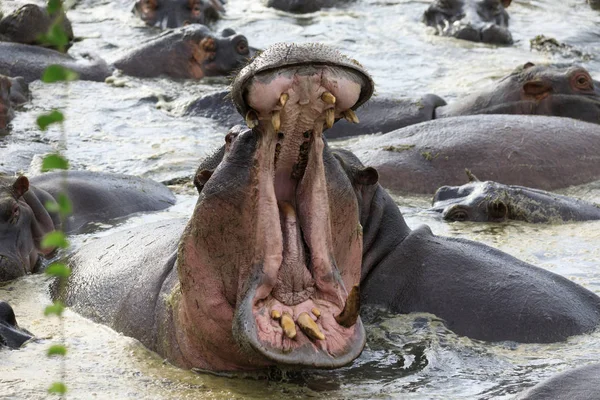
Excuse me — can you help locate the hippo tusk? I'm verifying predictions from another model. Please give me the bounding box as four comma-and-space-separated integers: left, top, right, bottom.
270, 309, 281, 320
278, 93, 289, 108
335, 285, 360, 328
321, 92, 336, 104
297, 312, 325, 341
342, 109, 359, 124
280, 312, 297, 339
272, 110, 281, 132
245, 110, 258, 129
311, 307, 321, 318
325, 108, 335, 129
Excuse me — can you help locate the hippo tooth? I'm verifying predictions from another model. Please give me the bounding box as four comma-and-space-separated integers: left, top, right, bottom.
325, 108, 335, 129
335, 285, 360, 328
342, 109, 359, 124
245, 110, 259, 129
297, 312, 325, 341
270, 309, 282, 320
278, 93, 289, 108
280, 312, 297, 339
321, 92, 336, 104
311, 307, 321, 318
272, 111, 281, 132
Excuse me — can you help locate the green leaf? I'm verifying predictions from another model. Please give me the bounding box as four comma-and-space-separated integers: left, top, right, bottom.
41, 231, 69, 249
47, 0, 63, 14
41, 154, 69, 171
57, 193, 73, 216
37, 110, 64, 131
44, 301, 65, 317
45, 263, 71, 278
48, 382, 67, 394
45, 200, 60, 213
41, 65, 79, 83
38, 23, 69, 49
47, 344, 67, 357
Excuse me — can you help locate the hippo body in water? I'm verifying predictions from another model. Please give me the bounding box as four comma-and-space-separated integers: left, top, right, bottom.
516, 363, 600, 400
0, 25, 251, 83
133, 0, 225, 28
185, 63, 600, 138
267, 0, 345, 13
63, 44, 600, 372
0, 301, 33, 349
431, 174, 600, 223
0, 171, 176, 282
423, 0, 512, 44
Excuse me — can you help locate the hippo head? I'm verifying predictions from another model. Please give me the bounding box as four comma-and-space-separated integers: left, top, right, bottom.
176, 43, 374, 371
0, 76, 14, 134
423, 0, 512, 45
0, 4, 74, 52
267, 0, 331, 13
431, 171, 511, 222
0, 175, 57, 282
0, 301, 33, 349
133, 0, 224, 28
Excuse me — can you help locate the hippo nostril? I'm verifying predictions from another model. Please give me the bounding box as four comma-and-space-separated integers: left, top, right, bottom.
232, 36, 249, 55
221, 28, 236, 37
487, 201, 508, 221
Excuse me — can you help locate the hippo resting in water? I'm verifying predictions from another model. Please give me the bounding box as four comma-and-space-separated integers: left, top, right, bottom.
62, 44, 600, 372
0, 25, 252, 83
267, 0, 345, 13
516, 363, 600, 400
133, 0, 225, 28
0, 74, 29, 133
423, 0, 512, 44
0, 171, 175, 282
0, 301, 32, 349
185, 62, 600, 139
430, 171, 600, 223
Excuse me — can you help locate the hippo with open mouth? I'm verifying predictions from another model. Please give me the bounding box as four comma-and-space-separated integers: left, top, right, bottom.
62, 43, 600, 372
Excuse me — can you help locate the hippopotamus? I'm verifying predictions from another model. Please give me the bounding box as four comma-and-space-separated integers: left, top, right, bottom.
0, 171, 176, 282
430, 171, 600, 223
0, 74, 28, 133
0, 301, 33, 349
133, 0, 225, 28
516, 363, 600, 400
423, 0, 512, 44
267, 0, 342, 13
348, 114, 600, 194
184, 63, 600, 139
0, 4, 74, 52
0, 24, 252, 83
61, 44, 600, 373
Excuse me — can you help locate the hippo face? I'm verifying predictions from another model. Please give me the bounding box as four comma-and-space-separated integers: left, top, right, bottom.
431, 181, 510, 222
199, 28, 252, 77
0, 301, 33, 349
177, 43, 374, 370
133, 0, 224, 28
0, 76, 14, 133
510, 63, 597, 101
423, 0, 512, 44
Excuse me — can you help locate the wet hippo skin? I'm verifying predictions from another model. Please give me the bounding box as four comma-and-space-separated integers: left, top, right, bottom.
0, 301, 33, 349
516, 363, 600, 400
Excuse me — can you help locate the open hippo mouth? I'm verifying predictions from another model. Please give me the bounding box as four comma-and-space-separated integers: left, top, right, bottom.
181, 43, 374, 369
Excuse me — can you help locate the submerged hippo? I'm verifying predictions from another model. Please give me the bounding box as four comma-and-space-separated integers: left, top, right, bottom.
516, 363, 600, 400
62, 44, 600, 372
430, 171, 600, 223
0, 171, 176, 282
0, 301, 33, 349
423, 0, 512, 44
133, 0, 225, 28
0, 25, 252, 83
348, 115, 600, 194
184, 63, 600, 138
0, 4, 74, 52
267, 0, 343, 13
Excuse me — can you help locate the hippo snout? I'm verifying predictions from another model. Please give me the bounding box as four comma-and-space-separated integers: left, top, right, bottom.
452, 22, 512, 44
0, 254, 26, 282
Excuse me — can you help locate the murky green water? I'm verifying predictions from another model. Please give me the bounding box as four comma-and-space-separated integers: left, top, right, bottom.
1, 0, 600, 398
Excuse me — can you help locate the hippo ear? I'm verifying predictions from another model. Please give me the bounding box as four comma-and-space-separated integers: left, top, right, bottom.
12, 176, 29, 198
501, 0, 511, 7
193, 169, 213, 194
523, 62, 535, 69
465, 168, 480, 182
356, 167, 379, 186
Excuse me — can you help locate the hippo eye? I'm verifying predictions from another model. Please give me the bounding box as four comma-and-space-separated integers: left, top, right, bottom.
236, 40, 249, 55
9, 203, 19, 225
573, 72, 593, 91
445, 208, 469, 221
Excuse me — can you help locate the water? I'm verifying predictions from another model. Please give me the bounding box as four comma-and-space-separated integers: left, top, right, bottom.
1, 0, 600, 398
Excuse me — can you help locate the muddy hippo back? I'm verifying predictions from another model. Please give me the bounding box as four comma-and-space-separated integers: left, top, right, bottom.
348, 115, 600, 194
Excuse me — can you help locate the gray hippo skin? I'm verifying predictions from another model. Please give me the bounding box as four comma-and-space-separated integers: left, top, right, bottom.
0, 74, 30, 133
0, 171, 176, 282
267, 0, 345, 13
63, 44, 600, 373
0, 4, 74, 52
0, 301, 33, 349
348, 115, 600, 194
133, 0, 225, 28
423, 0, 512, 44
516, 363, 600, 400
431, 172, 600, 223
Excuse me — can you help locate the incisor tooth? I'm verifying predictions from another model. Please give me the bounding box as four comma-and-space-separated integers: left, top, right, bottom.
297, 312, 325, 341
279, 93, 289, 107
343, 109, 360, 124
272, 110, 281, 132
270, 309, 281, 320
280, 312, 296, 339
245, 110, 258, 129
321, 92, 336, 104
325, 108, 335, 129
335, 285, 360, 328
311, 307, 321, 318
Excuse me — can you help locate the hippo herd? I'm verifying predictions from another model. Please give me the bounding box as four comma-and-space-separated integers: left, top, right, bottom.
1, 0, 600, 398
